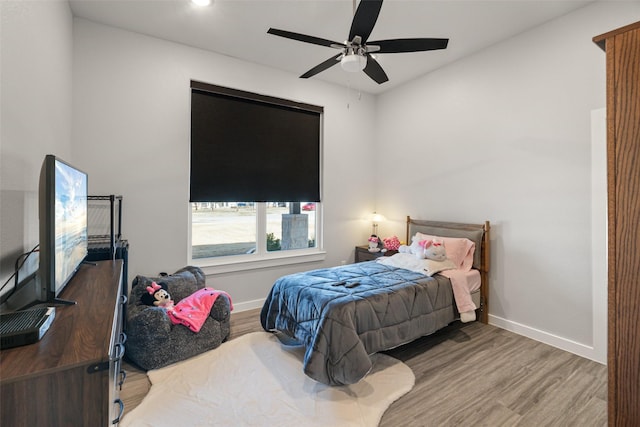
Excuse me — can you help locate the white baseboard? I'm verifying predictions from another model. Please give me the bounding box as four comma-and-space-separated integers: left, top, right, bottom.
231, 298, 265, 313
489, 314, 606, 365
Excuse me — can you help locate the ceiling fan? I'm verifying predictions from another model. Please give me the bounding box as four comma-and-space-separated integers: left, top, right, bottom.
267, 0, 448, 84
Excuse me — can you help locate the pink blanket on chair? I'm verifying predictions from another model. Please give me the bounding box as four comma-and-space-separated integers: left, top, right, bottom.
168, 288, 233, 333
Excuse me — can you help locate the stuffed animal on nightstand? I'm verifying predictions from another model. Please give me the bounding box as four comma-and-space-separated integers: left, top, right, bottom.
368, 235, 382, 252
383, 235, 401, 251
141, 281, 175, 310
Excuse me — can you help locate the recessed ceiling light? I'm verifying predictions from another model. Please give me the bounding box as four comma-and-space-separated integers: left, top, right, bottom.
191, 0, 211, 6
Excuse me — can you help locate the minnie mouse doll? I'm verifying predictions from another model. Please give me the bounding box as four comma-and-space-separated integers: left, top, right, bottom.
140, 281, 174, 310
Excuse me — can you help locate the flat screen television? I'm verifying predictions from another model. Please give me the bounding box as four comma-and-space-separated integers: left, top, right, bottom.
39, 155, 88, 304
0, 155, 88, 311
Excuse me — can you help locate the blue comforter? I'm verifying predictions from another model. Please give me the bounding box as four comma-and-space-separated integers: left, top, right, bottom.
260, 261, 456, 385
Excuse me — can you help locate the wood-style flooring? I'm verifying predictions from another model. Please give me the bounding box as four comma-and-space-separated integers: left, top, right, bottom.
120, 309, 607, 426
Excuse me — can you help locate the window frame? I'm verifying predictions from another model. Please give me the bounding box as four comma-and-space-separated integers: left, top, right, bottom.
188, 202, 325, 274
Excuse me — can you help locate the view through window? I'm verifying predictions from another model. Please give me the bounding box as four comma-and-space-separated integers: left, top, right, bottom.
191, 202, 317, 259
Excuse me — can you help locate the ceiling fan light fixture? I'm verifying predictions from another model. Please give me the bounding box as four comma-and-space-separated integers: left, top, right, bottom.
191, 0, 211, 6
341, 53, 366, 73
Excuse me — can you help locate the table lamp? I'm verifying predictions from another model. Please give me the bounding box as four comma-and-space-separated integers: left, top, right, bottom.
371, 212, 385, 236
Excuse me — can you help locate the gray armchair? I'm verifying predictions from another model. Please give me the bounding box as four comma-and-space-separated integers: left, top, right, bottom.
125, 266, 231, 370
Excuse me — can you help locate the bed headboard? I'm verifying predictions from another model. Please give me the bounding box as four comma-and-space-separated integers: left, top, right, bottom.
405, 216, 491, 323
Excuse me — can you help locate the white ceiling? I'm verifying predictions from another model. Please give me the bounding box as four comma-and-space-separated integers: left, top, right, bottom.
69, 0, 592, 94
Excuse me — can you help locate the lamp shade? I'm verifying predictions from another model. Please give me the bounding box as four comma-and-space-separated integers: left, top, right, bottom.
371, 213, 385, 224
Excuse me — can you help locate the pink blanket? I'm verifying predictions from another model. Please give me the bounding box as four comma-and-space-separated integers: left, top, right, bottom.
168, 288, 233, 333
439, 269, 481, 314
413, 232, 479, 319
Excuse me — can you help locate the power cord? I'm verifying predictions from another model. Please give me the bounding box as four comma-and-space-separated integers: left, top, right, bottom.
0, 244, 39, 297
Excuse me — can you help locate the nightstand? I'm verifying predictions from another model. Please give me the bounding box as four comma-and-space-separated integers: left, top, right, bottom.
354, 245, 398, 263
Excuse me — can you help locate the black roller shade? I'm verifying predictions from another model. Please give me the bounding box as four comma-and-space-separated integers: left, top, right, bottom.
190, 82, 322, 203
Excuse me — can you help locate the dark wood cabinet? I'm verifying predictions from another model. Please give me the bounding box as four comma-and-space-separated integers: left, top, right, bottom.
594, 20, 640, 426
354, 245, 397, 263
0, 260, 126, 426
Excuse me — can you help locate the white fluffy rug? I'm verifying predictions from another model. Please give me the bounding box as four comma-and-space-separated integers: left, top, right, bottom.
121, 332, 414, 427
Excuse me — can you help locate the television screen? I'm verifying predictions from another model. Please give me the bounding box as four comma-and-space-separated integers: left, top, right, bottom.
52, 158, 88, 296
37, 155, 88, 304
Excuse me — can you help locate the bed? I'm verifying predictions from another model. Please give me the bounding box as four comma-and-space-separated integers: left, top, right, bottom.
260, 217, 490, 386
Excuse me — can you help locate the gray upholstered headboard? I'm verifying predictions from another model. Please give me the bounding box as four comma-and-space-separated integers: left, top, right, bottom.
406, 217, 490, 272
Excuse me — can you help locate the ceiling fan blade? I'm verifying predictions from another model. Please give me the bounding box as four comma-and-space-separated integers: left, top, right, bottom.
348, 0, 383, 44
363, 55, 388, 84
368, 38, 449, 53
300, 53, 343, 79
268, 28, 344, 48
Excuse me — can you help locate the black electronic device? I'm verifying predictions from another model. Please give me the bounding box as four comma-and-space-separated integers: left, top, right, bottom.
0, 307, 56, 349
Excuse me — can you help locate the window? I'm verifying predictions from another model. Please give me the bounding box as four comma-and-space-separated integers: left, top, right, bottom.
191, 202, 317, 257
189, 82, 323, 270
192, 202, 257, 258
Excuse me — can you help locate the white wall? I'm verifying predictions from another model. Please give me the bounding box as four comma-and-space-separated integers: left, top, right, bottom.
71, 19, 377, 308
374, 1, 640, 362
0, 0, 73, 291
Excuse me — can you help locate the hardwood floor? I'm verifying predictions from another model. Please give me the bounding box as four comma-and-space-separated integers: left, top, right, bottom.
120, 309, 607, 426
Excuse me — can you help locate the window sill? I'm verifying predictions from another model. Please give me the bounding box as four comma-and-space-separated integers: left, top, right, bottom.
192, 249, 326, 275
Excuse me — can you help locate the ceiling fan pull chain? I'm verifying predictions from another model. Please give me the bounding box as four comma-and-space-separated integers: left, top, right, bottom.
345, 78, 363, 110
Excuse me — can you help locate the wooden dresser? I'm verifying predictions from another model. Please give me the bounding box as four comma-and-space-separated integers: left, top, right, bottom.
594, 20, 640, 426
0, 260, 126, 426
